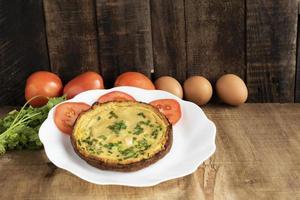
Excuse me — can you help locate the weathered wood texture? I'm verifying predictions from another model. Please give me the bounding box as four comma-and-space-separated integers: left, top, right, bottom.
44, 0, 100, 83
185, 0, 245, 83
0, 0, 49, 106
1, 0, 300, 104
1, 104, 300, 199
297, 46, 300, 101
246, 0, 298, 102
96, 0, 153, 87
296, 3, 300, 102
151, 0, 186, 83
202, 104, 300, 199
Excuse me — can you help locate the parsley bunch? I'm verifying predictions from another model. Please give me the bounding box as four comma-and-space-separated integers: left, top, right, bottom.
0, 96, 65, 155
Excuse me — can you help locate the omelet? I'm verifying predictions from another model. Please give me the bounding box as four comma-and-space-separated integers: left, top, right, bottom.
71, 101, 172, 172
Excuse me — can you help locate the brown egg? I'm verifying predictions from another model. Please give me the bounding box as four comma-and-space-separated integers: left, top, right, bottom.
183, 76, 213, 106
155, 76, 183, 98
216, 74, 248, 106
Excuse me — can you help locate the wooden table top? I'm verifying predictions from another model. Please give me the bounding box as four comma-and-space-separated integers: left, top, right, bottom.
1, 104, 300, 200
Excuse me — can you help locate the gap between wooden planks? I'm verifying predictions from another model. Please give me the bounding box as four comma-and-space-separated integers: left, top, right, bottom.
0, 104, 300, 200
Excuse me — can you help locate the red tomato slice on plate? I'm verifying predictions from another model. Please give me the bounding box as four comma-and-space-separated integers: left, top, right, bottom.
97, 91, 136, 103
150, 99, 181, 125
54, 102, 91, 135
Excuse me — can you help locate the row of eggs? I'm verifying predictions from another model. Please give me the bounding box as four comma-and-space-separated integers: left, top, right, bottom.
155, 74, 248, 106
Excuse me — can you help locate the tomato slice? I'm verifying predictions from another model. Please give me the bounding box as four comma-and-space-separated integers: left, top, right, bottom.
54, 102, 91, 135
149, 99, 182, 125
97, 91, 136, 103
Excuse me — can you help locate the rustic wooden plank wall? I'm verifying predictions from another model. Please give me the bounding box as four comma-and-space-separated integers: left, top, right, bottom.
0, 0, 50, 105
247, 0, 297, 102
43, 0, 100, 83
0, 0, 299, 105
296, 1, 300, 103
96, 0, 153, 87
185, 0, 245, 83
151, 0, 186, 83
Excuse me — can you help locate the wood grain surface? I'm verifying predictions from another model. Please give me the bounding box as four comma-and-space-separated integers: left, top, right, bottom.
1, 104, 300, 199
44, 0, 100, 83
246, 0, 298, 102
96, 0, 153, 87
1, 1, 300, 104
185, 0, 245, 83
0, 0, 50, 106
151, 0, 186, 83
297, 50, 300, 101
296, 2, 300, 102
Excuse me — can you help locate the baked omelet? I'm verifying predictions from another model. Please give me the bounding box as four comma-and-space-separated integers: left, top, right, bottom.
71, 101, 172, 172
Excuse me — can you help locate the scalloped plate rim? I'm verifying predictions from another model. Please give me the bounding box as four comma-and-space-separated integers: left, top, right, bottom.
39, 86, 216, 187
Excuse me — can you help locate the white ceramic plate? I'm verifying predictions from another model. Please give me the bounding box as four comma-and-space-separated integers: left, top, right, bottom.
39, 86, 216, 187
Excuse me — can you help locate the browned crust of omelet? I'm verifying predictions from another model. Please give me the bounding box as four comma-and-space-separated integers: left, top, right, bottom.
70, 101, 173, 172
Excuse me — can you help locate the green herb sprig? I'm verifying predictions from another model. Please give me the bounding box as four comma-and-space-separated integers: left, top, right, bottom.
0, 96, 65, 155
